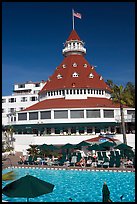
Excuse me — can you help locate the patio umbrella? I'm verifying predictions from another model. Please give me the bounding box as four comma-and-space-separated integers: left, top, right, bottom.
88, 144, 105, 151
61, 143, 75, 149
102, 182, 112, 202
76, 141, 90, 148
2, 174, 54, 202
99, 141, 115, 148
114, 143, 132, 150
37, 144, 48, 150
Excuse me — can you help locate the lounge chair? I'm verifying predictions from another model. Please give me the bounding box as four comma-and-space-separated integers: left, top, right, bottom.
97, 160, 103, 168
103, 162, 109, 168
115, 157, 121, 167
115, 151, 120, 157
97, 152, 103, 160
110, 151, 115, 157
109, 156, 115, 167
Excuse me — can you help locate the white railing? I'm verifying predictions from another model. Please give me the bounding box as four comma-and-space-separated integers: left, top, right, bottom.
115, 114, 135, 122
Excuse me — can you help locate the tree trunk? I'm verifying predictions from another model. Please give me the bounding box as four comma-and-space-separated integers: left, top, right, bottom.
120, 104, 127, 144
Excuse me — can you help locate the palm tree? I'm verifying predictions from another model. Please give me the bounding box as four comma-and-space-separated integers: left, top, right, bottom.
111, 84, 127, 144
124, 82, 135, 107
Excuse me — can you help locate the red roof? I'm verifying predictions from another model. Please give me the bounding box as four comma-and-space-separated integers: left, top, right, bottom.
23, 97, 122, 111
85, 136, 119, 142
39, 54, 111, 94
67, 29, 81, 41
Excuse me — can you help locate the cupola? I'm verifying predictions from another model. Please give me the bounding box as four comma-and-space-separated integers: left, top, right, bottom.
62, 29, 86, 57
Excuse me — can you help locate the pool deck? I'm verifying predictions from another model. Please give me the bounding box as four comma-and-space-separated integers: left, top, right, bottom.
2, 153, 135, 172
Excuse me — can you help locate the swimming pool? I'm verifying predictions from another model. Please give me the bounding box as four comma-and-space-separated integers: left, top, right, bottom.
2, 167, 135, 202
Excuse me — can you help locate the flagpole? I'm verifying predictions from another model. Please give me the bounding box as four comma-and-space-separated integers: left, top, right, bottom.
72, 9, 74, 30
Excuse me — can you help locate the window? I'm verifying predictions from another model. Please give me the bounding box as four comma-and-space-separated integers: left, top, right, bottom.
104, 110, 114, 118
89, 73, 94, 78
62, 64, 66, 68
100, 76, 103, 80
29, 112, 38, 120
127, 110, 135, 115
18, 113, 27, 121
72, 63, 77, 67
54, 110, 68, 119
21, 97, 27, 102
70, 110, 84, 118
18, 84, 25, 88
30, 96, 37, 101
9, 108, 16, 113
57, 74, 62, 79
40, 111, 51, 119
9, 98, 16, 103
35, 83, 40, 87
2, 99, 6, 103
72, 72, 79, 77
84, 64, 88, 68
86, 110, 100, 118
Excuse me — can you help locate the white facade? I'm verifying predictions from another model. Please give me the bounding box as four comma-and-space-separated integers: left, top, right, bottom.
2, 81, 46, 125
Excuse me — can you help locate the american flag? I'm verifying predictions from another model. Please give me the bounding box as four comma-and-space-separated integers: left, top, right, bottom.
73, 11, 82, 19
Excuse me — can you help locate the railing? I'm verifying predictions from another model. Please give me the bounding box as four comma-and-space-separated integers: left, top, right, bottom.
115, 115, 135, 122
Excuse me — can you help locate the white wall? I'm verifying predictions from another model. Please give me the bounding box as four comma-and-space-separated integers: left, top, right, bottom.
13, 134, 135, 152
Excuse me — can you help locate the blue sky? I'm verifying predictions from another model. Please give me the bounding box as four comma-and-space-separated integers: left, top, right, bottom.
2, 2, 135, 96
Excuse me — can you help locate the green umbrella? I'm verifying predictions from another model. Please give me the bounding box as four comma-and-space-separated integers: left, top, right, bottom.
99, 141, 115, 148
88, 144, 105, 151
102, 182, 112, 202
37, 144, 48, 150
76, 141, 90, 148
2, 174, 54, 202
114, 143, 132, 150
61, 143, 75, 149
46, 144, 58, 151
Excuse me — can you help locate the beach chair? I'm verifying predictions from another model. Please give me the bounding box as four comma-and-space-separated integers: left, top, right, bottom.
115, 151, 120, 157
97, 160, 103, 168
110, 151, 115, 157
115, 157, 121, 167
102, 152, 108, 158
109, 156, 115, 167
103, 162, 109, 168
120, 150, 124, 158
97, 152, 103, 160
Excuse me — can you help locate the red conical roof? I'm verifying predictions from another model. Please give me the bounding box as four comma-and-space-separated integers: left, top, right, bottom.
39, 54, 111, 94
67, 29, 81, 41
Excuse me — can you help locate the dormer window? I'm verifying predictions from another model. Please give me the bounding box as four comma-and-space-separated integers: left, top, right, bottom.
84, 64, 88, 68
89, 73, 94, 78
73, 63, 77, 67
100, 76, 103, 80
72, 72, 79, 77
62, 64, 66, 68
57, 74, 62, 79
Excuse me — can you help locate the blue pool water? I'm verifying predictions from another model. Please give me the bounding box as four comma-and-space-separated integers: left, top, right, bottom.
2, 168, 135, 202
